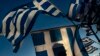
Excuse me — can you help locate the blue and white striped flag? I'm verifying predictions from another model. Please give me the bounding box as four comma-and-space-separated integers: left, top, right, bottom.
31, 27, 86, 56
32, 0, 64, 17
2, 6, 39, 52
1, 0, 65, 53
0, 0, 92, 54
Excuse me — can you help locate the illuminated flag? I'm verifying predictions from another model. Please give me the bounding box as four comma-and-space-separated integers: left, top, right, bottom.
31, 27, 85, 56
1, 0, 65, 53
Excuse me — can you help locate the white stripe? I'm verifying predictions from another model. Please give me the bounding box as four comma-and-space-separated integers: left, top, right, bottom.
13, 40, 23, 49
45, 5, 54, 12
76, 0, 79, 4
2, 11, 16, 36
35, 40, 63, 52
51, 41, 63, 47
16, 9, 29, 33
7, 9, 25, 39
52, 10, 61, 16
34, 31, 55, 56
17, 9, 25, 12
12, 9, 29, 45
71, 27, 83, 56
68, 3, 75, 18
7, 21, 15, 39
24, 10, 38, 36
13, 37, 23, 50
13, 9, 25, 23
12, 31, 20, 45
71, 27, 76, 36
74, 39, 83, 56
33, 0, 44, 10
44, 31, 54, 56
75, 0, 80, 10
60, 28, 73, 56
34, 28, 74, 56
35, 45, 46, 52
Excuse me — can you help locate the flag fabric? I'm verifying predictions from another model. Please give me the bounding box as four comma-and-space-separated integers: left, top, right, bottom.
2, 6, 39, 52
74, 30, 89, 56
80, 34, 100, 56
32, 0, 64, 17
68, 0, 80, 19
1, 0, 66, 53
31, 26, 100, 56
31, 27, 86, 56
0, 0, 82, 54
0, 0, 96, 55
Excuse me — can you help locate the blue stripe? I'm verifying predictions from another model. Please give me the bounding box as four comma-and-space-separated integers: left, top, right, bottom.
50, 29, 62, 42
26, 2, 35, 8
71, 0, 76, 3
8, 35, 15, 42
83, 0, 89, 3
79, 3, 85, 14
13, 10, 23, 25
8, 9, 24, 42
71, 0, 82, 4
39, 10, 63, 17
8, 10, 23, 42
24, 10, 39, 37
75, 30, 89, 56
36, 50, 48, 56
5, 17, 13, 37
13, 42, 20, 53
14, 34, 23, 46
48, 8, 56, 15
41, 1, 51, 10
72, 4, 78, 18
13, 8, 62, 47
20, 8, 33, 34
6, 11, 17, 37
20, 8, 38, 35
39, 1, 64, 17
56, 13, 63, 17
66, 28, 75, 56
11, 9, 26, 43
8, 30, 16, 42
36, 0, 42, 2
31, 32, 45, 46
13, 9, 33, 45
49, 7, 63, 17
14, 10, 39, 46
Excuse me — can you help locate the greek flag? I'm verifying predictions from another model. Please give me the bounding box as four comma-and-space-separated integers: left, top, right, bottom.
0, 0, 92, 54
1, 0, 65, 53
2, 6, 40, 52
32, 0, 64, 17
31, 27, 86, 56
31, 26, 100, 56
68, 0, 80, 19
